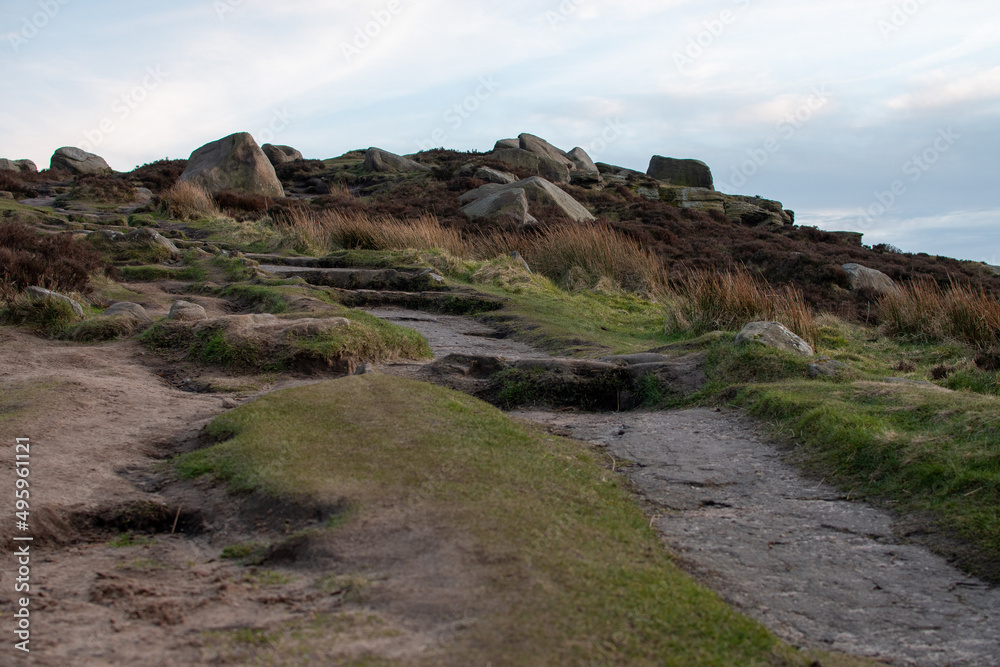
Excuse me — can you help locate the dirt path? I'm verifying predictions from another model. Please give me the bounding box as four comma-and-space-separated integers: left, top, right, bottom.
376, 307, 1000, 667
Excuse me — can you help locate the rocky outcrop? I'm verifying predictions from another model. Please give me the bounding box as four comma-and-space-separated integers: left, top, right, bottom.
168, 300, 208, 322
459, 176, 595, 223
566, 147, 598, 174
179, 132, 284, 198
87, 228, 181, 257
474, 166, 517, 185
461, 188, 536, 226
657, 186, 725, 214
362, 147, 431, 173
736, 322, 814, 357
842, 263, 898, 294
0, 158, 37, 173
262, 144, 303, 166
518, 133, 577, 171
50, 147, 112, 175
25, 287, 84, 317
493, 138, 520, 150
723, 195, 794, 226
647, 156, 714, 190
490, 148, 570, 184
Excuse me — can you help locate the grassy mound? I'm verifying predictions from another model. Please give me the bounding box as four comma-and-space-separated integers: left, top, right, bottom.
178, 374, 851, 665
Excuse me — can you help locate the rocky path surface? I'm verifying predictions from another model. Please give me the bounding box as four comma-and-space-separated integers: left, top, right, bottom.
373, 307, 1000, 667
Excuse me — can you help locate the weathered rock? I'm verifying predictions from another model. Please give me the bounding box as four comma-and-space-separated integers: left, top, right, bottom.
493, 138, 520, 151
50, 147, 112, 175
0, 158, 38, 173
474, 166, 517, 185
723, 194, 793, 226
490, 148, 571, 184
566, 147, 599, 174
168, 300, 208, 322
0, 192, 12, 200
459, 176, 595, 223
626, 355, 707, 396
600, 353, 672, 366
461, 188, 536, 226
736, 321, 814, 357
647, 156, 714, 190
518, 133, 577, 171
179, 132, 283, 198
261, 143, 303, 166
429, 353, 509, 378
103, 302, 152, 324
658, 186, 725, 214
362, 147, 431, 173
88, 228, 181, 257
25, 286, 84, 317
842, 263, 898, 294
809, 357, 846, 377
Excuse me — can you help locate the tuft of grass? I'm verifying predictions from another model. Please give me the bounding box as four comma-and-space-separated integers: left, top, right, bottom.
277, 208, 467, 256
666, 268, 817, 346
64, 315, 146, 342
110, 533, 153, 548
175, 374, 844, 665
219, 284, 289, 314
1, 292, 81, 337
878, 278, 1000, 348
220, 542, 267, 561
160, 181, 220, 221
119, 265, 204, 282
212, 254, 256, 281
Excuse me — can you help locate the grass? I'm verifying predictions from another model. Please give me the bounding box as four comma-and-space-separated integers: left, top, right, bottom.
176, 374, 848, 666
119, 264, 205, 282
0, 293, 81, 337
110, 533, 153, 548
878, 278, 1000, 348
160, 181, 220, 220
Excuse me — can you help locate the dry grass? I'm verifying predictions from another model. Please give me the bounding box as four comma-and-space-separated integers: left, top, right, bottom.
471, 223, 666, 293
160, 181, 220, 220
879, 278, 1000, 347
667, 268, 817, 345
277, 208, 467, 256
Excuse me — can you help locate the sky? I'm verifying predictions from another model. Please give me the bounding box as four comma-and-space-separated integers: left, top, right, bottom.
2, 0, 999, 263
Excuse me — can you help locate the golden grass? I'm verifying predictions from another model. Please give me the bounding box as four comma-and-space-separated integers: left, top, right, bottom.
278, 208, 467, 256
878, 278, 1000, 347
667, 269, 817, 345
160, 181, 220, 220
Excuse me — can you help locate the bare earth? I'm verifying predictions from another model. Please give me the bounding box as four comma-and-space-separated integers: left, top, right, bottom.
2, 306, 999, 665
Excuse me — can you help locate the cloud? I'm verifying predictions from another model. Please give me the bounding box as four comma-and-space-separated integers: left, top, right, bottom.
887, 66, 1000, 111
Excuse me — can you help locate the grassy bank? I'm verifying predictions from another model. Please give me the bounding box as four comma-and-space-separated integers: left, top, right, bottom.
179, 374, 858, 666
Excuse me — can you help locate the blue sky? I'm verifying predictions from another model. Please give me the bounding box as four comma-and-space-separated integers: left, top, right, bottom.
2, 0, 999, 263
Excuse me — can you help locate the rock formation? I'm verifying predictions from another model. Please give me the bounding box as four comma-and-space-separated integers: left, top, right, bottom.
179, 132, 284, 198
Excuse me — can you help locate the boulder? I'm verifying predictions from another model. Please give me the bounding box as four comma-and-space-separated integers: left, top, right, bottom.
0, 158, 37, 173
459, 176, 595, 223
168, 300, 208, 322
490, 148, 571, 184
723, 194, 793, 226
647, 156, 714, 190
518, 133, 577, 171
842, 263, 897, 294
103, 302, 153, 324
566, 147, 599, 174
429, 353, 509, 379
658, 186, 725, 214
474, 166, 517, 185
261, 144, 303, 166
493, 138, 520, 151
736, 321, 814, 357
25, 286, 84, 317
50, 147, 111, 175
362, 147, 431, 173
809, 357, 846, 377
179, 132, 283, 198
461, 188, 536, 226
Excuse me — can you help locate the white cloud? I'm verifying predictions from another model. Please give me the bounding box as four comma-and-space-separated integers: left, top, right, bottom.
887, 66, 1000, 111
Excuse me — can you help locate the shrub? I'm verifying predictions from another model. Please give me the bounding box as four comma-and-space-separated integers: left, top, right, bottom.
0, 171, 36, 199
68, 174, 136, 204
213, 191, 275, 217
0, 220, 104, 295
126, 159, 187, 194
159, 181, 220, 220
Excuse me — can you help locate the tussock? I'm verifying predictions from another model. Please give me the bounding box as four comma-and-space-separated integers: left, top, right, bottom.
160, 181, 220, 220
879, 278, 1000, 347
